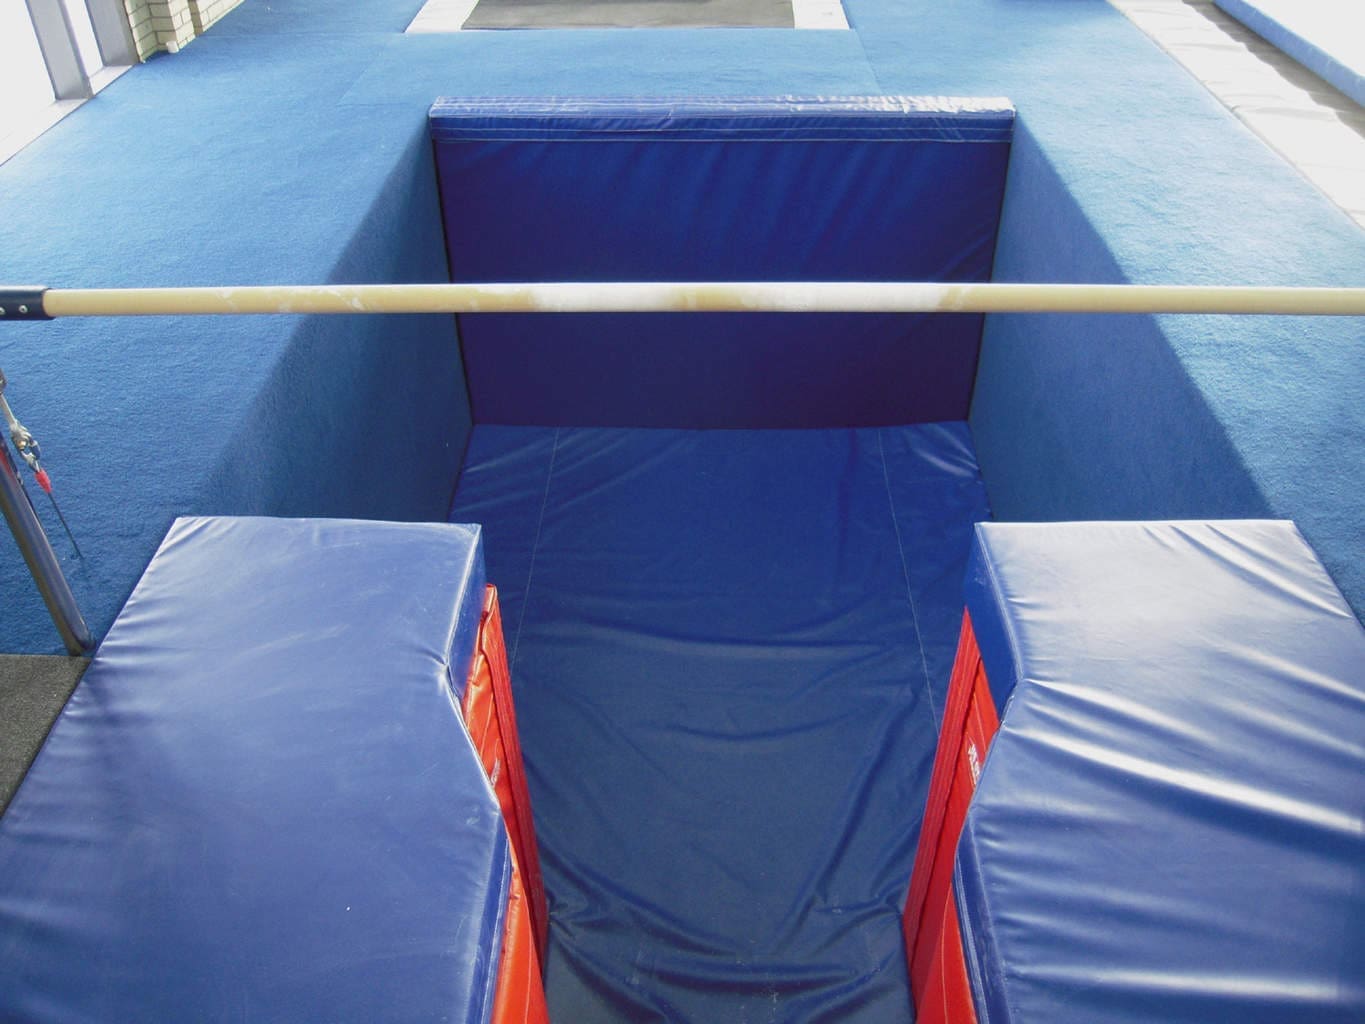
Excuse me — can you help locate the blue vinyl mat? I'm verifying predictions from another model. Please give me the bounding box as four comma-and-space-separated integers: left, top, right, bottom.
450, 423, 990, 1021
957, 521, 1365, 1023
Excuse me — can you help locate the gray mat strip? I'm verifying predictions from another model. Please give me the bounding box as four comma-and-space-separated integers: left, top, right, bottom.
464, 0, 793, 30
0, 655, 89, 816
1112, 0, 1365, 227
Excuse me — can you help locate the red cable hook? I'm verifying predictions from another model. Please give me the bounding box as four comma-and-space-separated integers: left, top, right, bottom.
0, 371, 82, 559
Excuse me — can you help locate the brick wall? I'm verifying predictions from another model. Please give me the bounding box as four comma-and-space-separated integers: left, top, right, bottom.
124, 0, 244, 58
188, 0, 243, 35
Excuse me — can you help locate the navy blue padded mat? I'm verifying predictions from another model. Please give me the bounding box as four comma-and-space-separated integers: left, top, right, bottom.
430, 97, 1013, 429
957, 521, 1365, 1024
451, 423, 990, 1021
0, 518, 509, 1024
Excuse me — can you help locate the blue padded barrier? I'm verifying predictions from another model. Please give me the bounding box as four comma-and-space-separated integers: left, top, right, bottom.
957, 521, 1365, 1023
1215, 0, 1365, 107
429, 97, 1014, 428
0, 517, 508, 1024
451, 422, 991, 1022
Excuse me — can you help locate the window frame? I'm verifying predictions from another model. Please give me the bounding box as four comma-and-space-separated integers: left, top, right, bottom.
2, 0, 135, 165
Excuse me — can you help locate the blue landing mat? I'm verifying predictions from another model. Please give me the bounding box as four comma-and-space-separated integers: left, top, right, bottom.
451, 424, 990, 1022
958, 521, 1365, 1023
0, 518, 507, 1024
430, 97, 1012, 428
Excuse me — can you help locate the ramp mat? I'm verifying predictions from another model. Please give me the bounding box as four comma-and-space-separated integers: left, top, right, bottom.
451, 423, 990, 1022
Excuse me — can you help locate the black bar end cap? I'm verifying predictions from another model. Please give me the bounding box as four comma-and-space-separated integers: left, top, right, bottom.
0, 289, 51, 321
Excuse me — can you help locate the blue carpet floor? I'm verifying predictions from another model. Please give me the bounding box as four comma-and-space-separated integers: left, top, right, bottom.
0, 0, 1361, 652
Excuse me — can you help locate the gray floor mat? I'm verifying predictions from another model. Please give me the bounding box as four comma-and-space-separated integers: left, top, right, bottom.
0, 655, 89, 816
463, 0, 793, 30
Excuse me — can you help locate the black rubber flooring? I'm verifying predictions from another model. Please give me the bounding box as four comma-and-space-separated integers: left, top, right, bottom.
0, 655, 88, 816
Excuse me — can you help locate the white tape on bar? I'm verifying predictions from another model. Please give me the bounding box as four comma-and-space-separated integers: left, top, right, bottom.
39, 282, 1365, 317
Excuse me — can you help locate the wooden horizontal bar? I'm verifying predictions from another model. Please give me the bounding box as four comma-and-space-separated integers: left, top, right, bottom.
29, 281, 1365, 317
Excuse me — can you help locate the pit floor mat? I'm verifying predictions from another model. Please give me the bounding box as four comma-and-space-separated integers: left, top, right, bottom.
450, 423, 990, 1022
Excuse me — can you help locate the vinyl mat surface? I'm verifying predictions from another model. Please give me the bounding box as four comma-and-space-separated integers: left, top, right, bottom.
451, 423, 990, 1022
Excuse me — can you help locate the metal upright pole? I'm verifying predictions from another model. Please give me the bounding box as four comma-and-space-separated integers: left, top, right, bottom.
0, 376, 92, 656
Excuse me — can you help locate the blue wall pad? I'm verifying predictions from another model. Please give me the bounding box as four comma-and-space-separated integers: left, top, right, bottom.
956, 520, 1365, 1023
0, 517, 510, 1023
451, 422, 991, 1021
430, 97, 1013, 428
1215, 0, 1365, 107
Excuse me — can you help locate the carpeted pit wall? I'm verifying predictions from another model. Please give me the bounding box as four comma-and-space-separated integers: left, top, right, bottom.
0, 0, 1361, 653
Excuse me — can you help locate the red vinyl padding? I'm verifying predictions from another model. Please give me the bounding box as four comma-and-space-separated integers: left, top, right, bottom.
463, 586, 551, 1023
903, 613, 999, 1023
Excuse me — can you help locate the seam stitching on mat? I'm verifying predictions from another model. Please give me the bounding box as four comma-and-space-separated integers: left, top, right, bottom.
510, 427, 559, 674
878, 429, 939, 723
